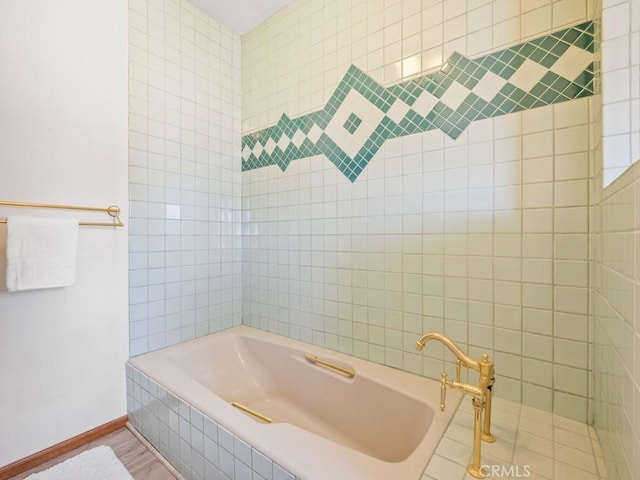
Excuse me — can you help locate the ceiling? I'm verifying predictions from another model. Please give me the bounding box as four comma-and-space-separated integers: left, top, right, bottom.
188, 0, 294, 34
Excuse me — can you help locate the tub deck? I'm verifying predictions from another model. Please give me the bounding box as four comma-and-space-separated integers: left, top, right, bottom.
128, 326, 462, 480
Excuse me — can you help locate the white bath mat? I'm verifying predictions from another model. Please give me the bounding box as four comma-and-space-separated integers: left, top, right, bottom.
26, 445, 134, 480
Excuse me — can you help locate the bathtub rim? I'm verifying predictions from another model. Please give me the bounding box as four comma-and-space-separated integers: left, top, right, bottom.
127, 325, 463, 480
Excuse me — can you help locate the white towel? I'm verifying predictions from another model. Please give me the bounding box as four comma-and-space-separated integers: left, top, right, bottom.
6, 216, 79, 292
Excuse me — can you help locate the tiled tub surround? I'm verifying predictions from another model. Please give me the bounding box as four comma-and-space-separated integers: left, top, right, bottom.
127, 326, 463, 480
242, 97, 595, 421
241, 0, 597, 423
127, 363, 297, 480
127, 363, 605, 480
128, 0, 243, 357
425, 396, 606, 480
592, 160, 640, 480
242, 21, 596, 181
600, 0, 640, 186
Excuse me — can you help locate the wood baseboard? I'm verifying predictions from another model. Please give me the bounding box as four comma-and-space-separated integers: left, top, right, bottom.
0, 415, 128, 480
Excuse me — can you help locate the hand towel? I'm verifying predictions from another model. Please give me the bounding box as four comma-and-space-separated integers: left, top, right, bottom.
6, 216, 79, 292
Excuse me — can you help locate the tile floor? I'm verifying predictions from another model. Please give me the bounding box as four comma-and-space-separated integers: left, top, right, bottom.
423, 397, 606, 480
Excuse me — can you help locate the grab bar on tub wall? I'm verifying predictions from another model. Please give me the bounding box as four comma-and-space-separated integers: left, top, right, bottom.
304, 354, 356, 378
230, 402, 272, 423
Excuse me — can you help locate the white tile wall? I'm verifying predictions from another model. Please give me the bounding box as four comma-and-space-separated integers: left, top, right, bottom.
243, 0, 593, 134
590, 1, 640, 478
124, 0, 640, 477
601, 0, 640, 185
128, 0, 242, 356
241, 0, 595, 421
592, 158, 640, 480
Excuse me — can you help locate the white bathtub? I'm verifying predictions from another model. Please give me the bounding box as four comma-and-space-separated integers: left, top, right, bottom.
128, 326, 462, 480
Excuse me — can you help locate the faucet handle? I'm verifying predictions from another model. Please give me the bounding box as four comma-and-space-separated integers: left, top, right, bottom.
440, 372, 447, 412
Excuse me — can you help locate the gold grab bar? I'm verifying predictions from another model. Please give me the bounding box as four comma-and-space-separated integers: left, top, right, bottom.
304, 354, 355, 378
0, 201, 123, 227
230, 402, 272, 423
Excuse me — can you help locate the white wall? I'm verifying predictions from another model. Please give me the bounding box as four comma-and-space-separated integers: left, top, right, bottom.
0, 0, 129, 466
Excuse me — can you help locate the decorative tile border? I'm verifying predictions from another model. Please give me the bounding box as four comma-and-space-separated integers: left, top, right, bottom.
242, 21, 596, 182
126, 364, 298, 480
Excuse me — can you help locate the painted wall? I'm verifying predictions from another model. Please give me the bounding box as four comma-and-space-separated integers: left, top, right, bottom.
241, 0, 597, 421
128, 0, 242, 356
0, 0, 128, 467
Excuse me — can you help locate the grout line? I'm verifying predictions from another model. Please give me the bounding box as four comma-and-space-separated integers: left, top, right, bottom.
125, 422, 185, 480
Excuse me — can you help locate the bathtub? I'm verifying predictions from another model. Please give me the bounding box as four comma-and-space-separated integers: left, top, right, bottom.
127, 326, 462, 480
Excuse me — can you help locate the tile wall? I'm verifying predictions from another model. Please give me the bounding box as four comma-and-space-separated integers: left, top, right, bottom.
592, 132, 640, 479
241, 0, 597, 421
601, 0, 640, 186
592, 0, 640, 478
242, 23, 596, 181
128, 0, 243, 356
128, 362, 607, 480
126, 364, 298, 480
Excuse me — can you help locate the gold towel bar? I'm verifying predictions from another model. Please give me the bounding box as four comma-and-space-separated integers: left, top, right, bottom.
304, 354, 356, 378
230, 402, 272, 423
0, 201, 123, 227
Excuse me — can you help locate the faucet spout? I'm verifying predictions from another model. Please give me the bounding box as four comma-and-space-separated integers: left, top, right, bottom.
416, 332, 480, 371
416, 331, 497, 479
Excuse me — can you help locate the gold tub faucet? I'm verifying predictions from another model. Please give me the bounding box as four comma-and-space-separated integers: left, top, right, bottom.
416, 333, 496, 479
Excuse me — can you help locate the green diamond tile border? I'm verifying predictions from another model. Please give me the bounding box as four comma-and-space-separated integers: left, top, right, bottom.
343, 113, 363, 135
242, 21, 598, 182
